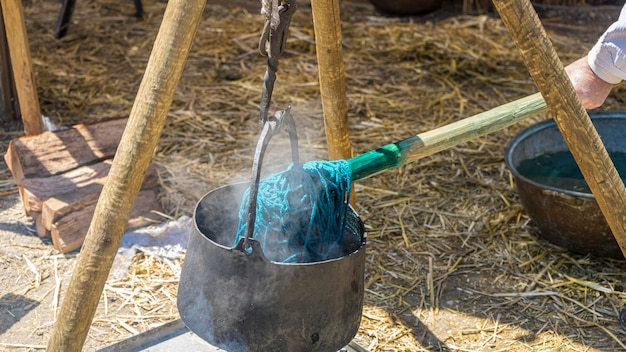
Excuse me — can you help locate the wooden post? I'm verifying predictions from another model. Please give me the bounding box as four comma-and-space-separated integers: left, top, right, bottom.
0, 5, 19, 123
310, 0, 353, 162
1, 0, 43, 135
46, 0, 207, 349
492, 0, 626, 258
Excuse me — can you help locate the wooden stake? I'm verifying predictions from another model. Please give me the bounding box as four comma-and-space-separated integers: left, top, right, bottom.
310, 0, 353, 162
492, 0, 626, 258
1, 0, 43, 135
46, 0, 207, 349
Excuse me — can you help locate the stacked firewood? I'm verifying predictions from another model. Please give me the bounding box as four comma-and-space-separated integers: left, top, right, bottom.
4, 118, 163, 253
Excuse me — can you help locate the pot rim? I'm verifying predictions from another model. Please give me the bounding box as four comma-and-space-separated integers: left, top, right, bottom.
193, 182, 367, 267
504, 111, 626, 199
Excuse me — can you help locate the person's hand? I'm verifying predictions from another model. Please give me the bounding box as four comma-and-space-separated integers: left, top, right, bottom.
564, 56, 614, 109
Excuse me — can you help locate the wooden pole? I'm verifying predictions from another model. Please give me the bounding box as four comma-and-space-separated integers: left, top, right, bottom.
310, 0, 353, 162
1, 0, 43, 135
0, 5, 18, 122
492, 0, 626, 258
46, 0, 207, 349
348, 92, 547, 181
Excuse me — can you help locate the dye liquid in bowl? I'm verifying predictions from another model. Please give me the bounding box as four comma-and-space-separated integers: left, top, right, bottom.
517, 150, 626, 194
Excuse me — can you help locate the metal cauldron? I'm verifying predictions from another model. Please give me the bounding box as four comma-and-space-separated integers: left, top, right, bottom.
505, 112, 626, 259
177, 110, 367, 351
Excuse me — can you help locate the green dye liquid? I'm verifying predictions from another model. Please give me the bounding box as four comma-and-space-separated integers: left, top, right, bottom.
517, 150, 626, 194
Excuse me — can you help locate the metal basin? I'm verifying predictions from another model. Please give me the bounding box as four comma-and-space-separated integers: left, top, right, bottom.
368, 0, 442, 15
177, 182, 366, 352
504, 112, 626, 259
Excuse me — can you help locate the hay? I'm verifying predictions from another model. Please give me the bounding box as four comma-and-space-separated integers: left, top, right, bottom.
2, 0, 626, 350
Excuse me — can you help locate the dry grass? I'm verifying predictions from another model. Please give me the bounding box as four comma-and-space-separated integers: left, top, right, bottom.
2, 0, 626, 350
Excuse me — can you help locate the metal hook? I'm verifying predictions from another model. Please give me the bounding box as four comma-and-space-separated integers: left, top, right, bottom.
243, 107, 300, 246
258, 0, 297, 126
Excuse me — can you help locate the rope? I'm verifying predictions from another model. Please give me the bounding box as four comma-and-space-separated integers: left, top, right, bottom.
234, 160, 353, 263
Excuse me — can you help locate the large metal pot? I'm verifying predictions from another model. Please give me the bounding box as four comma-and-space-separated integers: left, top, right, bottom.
504, 112, 626, 259
177, 110, 366, 351
177, 183, 366, 351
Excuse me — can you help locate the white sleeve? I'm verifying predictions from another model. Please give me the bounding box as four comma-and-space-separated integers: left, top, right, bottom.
588, 5, 626, 84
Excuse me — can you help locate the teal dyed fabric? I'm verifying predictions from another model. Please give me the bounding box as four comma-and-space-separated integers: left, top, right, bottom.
234, 160, 353, 263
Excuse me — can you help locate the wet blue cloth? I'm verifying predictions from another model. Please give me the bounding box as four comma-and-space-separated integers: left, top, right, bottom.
234, 160, 352, 263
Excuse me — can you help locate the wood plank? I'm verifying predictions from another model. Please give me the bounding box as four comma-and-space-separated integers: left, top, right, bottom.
20, 159, 159, 214
40, 183, 102, 233
4, 117, 128, 183
0, 0, 43, 135
33, 213, 50, 238
50, 189, 164, 254
39, 164, 159, 233
23, 160, 110, 214
3, 139, 24, 188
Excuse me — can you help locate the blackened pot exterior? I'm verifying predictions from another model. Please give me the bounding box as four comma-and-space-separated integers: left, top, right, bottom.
177, 183, 366, 352
504, 112, 626, 259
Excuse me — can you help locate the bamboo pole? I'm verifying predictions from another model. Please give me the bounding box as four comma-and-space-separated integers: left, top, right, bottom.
347, 92, 547, 180
1, 0, 43, 135
46, 0, 207, 349
492, 0, 626, 258
310, 0, 353, 162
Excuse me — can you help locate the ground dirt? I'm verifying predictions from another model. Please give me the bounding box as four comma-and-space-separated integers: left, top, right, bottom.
2, 0, 626, 351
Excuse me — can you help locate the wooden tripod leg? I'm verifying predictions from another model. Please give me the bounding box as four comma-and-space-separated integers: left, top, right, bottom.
46, 0, 207, 350
310, 0, 353, 162
310, 0, 356, 204
492, 0, 626, 258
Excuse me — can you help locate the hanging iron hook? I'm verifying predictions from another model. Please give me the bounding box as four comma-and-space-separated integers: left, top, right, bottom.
258, 0, 297, 127
258, 0, 295, 58
242, 107, 300, 248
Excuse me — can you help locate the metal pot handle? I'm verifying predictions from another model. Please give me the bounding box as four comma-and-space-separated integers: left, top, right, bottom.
239, 107, 299, 251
